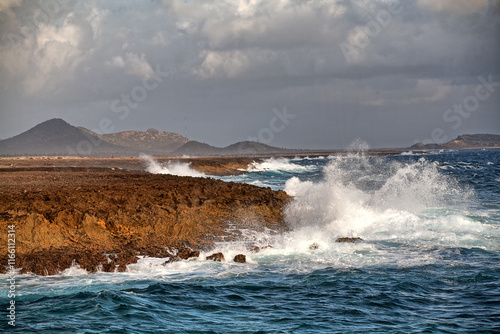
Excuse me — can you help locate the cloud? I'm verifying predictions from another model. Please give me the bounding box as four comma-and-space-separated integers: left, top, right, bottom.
106, 52, 154, 79
0, 0, 21, 12
0, 0, 498, 148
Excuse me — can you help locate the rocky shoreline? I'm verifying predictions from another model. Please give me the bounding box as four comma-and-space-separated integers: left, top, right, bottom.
0, 165, 289, 275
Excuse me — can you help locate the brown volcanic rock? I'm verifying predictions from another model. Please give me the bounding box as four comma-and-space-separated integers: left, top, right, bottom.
335, 237, 363, 243
0, 168, 289, 275
206, 252, 225, 262
233, 254, 246, 263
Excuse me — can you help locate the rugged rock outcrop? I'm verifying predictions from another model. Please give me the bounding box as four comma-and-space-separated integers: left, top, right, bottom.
233, 254, 246, 263
206, 252, 225, 262
0, 168, 290, 275
335, 237, 363, 243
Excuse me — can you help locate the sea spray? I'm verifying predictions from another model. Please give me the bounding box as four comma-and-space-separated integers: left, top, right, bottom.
283, 154, 484, 248
140, 154, 205, 177
3, 151, 498, 333
243, 157, 317, 173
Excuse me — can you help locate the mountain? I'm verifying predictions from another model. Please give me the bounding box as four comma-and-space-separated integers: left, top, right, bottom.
410, 134, 500, 150
173, 140, 290, 156
172, 141, 221, 155
0, 119, 133, 156
80, 127, 188, 154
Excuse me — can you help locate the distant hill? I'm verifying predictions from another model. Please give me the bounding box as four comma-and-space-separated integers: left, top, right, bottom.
411, 134, 500, 150
0, 118, 293, 157
80, 127, 188, 154
174, 140, 290, 156
0, 119, 133, 156
172, 141, 222, 155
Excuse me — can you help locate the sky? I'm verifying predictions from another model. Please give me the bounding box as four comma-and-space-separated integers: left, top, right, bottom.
0, 0, 499, 149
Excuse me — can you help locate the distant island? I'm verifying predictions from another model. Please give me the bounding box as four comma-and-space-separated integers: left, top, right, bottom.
0, 118, 499, 157
410, 134, 500, 151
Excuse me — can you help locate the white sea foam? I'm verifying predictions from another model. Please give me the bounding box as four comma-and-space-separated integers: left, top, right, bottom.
282, 155, 498, 252
140, 154, 205, 177
7, 153, 497, 285
243, 157, 317, 173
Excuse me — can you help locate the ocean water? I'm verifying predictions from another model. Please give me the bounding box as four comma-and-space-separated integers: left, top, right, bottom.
2, 150, 499, 333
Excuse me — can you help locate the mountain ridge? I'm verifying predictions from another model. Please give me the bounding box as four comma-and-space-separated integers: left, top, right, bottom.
79, 127, 189, 154
0, 119, 291, 157
1, 119, 499, 156
173, 140, 291, 156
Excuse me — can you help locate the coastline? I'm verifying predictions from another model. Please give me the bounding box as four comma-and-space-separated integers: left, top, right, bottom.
0, 165, 289, 275
2, 147, 498, 276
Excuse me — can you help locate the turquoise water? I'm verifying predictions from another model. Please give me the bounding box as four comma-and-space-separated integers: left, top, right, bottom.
2, 150, 499, 333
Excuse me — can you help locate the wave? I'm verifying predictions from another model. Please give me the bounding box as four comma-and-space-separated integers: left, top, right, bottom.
140, 154, 205, 177
283, 155, 497, 250
243, 157, 318, 173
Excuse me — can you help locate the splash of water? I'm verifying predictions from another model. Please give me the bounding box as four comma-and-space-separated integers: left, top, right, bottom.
283, 154, 486, 248
140, 154, 205, 177
243, 157, 317, 173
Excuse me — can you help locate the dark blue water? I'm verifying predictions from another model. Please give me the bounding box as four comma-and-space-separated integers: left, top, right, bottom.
2, 150, 499, 333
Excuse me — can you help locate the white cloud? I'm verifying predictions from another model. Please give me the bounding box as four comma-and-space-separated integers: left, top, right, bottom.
124, 52, 154, 79
106, 55, 125, 68
106, 52, 153, 79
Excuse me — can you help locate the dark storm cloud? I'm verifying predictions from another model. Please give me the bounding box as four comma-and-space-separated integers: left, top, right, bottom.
0, 0, 499, 149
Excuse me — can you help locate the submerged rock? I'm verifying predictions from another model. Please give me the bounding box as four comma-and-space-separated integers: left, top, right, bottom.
206, 252, 225, 262
164, 247, 200, 265
335, 237, 363, 243
248, 245, 260, 253
233, 254, 246, 263
309, 243, 319, 250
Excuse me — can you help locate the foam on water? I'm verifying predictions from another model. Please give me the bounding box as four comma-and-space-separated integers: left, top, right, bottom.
3, 151, 498, 333
4, 152, 498, 288
243, 157, 318, 173
141, 154, 205, 177
283, 155, 498, 253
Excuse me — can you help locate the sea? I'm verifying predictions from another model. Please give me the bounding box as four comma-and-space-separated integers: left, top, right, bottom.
2, 149, 499, 333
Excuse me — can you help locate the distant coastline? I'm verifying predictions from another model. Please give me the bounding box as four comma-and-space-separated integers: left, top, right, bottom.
1, 118, 499, 157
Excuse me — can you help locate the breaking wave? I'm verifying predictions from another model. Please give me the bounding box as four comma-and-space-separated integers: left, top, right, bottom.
243, 157, 318, 173
282, 155, 495, 250
140, 154, 205, 177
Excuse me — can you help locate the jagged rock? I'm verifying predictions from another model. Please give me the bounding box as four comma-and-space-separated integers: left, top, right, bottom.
233, 254, 246, 263
163, 246, 200, 265
177, 249, 200, 260
206, 252, 225, 262
0, 168, 289, 275
335, 237, 363, 243
309, 243, 319, 250
249, 246, 260, 253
